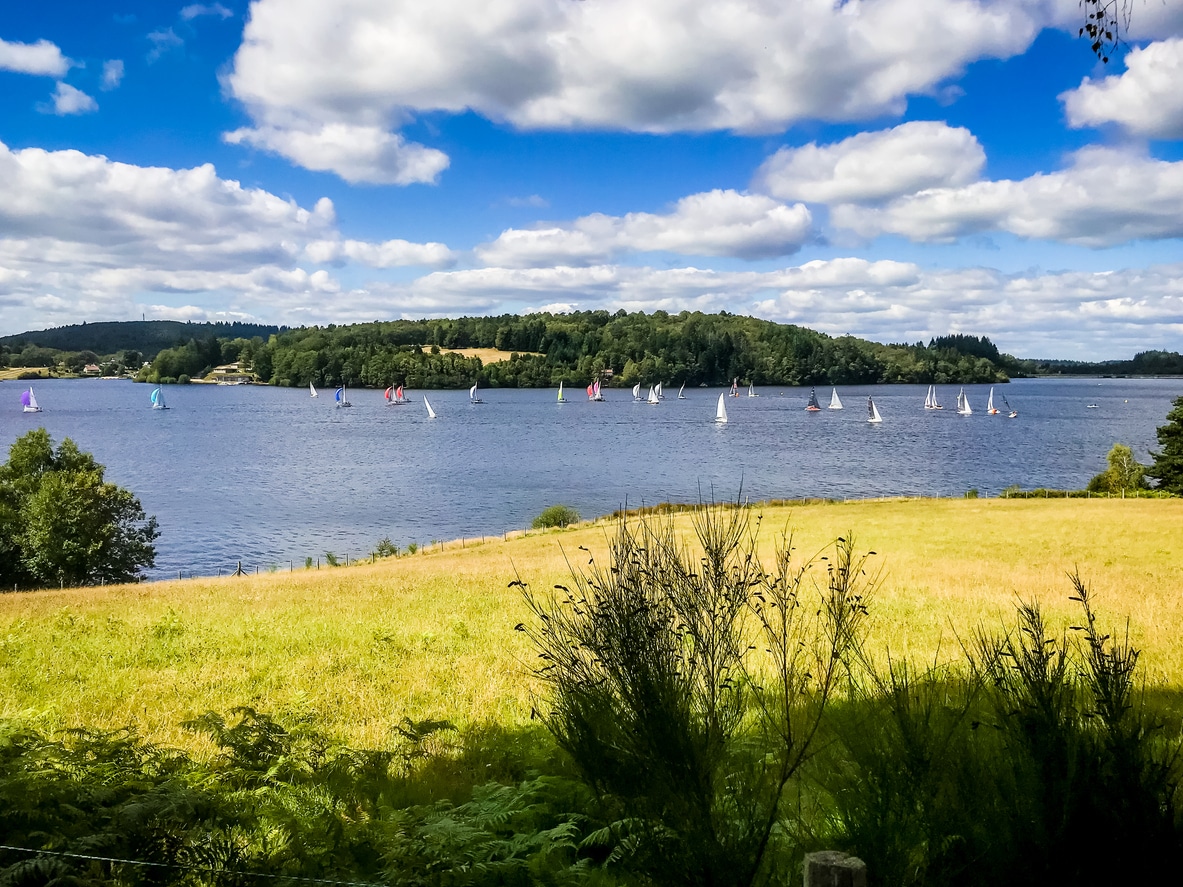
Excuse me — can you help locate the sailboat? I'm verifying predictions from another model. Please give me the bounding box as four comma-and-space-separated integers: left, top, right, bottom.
21, 387, 42, 413
150, 387, 169, 410
956, 388, 972, 416
469, 381, 484, 404
867, 396, 883, 424
647, 385, 660, 405
924, 385, 943, 410
829, 388, 843, 410
309, 381, 318, 398
805, 388, 822, 411
1003, 394, 1017, 419
730, 378, 739, 398
557, 381, 567, 403
678, 383, 686, 399
655, 382, 664, 400
423, 396, 437, 419
748, 382, 758, 398
335, 385, 352, 408
715, 392, 728, 424
632, 383, 643, 401
986, 387, 1000, 415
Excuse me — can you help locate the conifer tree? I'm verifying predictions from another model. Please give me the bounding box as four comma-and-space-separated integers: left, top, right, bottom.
1147, 395, 1183, 495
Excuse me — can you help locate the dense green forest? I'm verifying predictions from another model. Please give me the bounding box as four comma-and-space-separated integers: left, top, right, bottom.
140, 312, 1019, 388
5, 315, 1180, 388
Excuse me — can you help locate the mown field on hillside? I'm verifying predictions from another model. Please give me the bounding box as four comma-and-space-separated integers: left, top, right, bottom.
1, 497, 1179, 751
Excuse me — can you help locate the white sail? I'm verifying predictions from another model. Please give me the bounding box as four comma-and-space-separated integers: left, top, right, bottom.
424, 396, 437, 419
956, 388, 972, 415
715, 392, 728, 423
678, 383, 686, 399
309, 382, 318, 398
829, 388, 843, 410
632, 383, 642, 400
647, 385, 659, 405
21, 387, 41, 413
867, 396, 883, 423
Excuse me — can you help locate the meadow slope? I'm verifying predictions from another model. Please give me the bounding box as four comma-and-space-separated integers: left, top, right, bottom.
1, 498, 1179, 751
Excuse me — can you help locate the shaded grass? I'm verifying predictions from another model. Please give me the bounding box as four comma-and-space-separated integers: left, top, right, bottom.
0, 498, 1180, 752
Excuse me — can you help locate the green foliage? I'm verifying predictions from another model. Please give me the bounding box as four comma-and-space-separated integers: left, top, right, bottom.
1087, 443, 1149, 494
373, 537, 400, 558
532, 505, 581, 529
0, 711, 612, 887
0, 430, 159, 589
152, 312, 1015, 390
521, 506, 874, 887
822, 577, 1182, 887
1147, 395, 1183, 495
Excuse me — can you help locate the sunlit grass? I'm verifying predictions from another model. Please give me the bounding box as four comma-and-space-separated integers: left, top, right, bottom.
1, 498, 1179, 752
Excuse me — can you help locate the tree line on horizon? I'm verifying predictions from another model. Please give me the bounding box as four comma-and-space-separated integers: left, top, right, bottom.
4, 313, 1180, 388
137, 312, 1018, 388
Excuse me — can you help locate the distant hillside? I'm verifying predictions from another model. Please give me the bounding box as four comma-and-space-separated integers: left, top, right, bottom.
0, 320, 282, 359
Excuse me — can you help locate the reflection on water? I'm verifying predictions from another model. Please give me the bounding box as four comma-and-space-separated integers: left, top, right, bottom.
1, 377, 1177, 578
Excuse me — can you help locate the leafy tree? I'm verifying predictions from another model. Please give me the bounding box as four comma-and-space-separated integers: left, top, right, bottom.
532, 504, 580, 529
1147, 395, 1183, 494
1087, 443, 1149, 494
0, 430, 159, 588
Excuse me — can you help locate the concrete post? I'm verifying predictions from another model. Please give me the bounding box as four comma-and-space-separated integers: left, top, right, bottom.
803, 851, 867, 887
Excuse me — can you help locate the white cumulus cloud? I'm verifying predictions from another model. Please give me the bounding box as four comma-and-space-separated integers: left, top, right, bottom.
0, 140, 456, 333
0, 37, 71, 77
46, 82, 98, 116
224, 0, 1047, 181
477, 190, 812, 266
101, 59, 125, 90
832, 147, 1183, 247
304, 238, 457, 268
223, 122, 449, 186
755, 121, 986, 205
1061, 38, 1183, 139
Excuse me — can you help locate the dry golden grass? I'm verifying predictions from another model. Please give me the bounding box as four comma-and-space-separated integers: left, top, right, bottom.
0, 368, 50, 381
442, 347, 541, 364
0, 498, 1179, 751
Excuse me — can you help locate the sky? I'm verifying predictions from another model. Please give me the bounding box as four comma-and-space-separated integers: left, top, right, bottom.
2, 1, 1182, 359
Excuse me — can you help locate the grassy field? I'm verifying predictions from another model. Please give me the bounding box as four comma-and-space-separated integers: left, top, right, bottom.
442, 347, 540, 364
1, 497, 1179, 751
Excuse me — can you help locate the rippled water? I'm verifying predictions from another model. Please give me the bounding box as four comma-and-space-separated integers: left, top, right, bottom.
2, 377, 1177, 579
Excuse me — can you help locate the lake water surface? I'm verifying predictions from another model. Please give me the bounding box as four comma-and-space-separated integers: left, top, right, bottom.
2, 377, 1178, 579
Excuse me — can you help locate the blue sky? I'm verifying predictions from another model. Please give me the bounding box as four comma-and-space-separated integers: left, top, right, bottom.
2, 0, 1182, 358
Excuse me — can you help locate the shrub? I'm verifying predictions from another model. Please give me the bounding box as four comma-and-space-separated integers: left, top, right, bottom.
824, 575, 1183, 887
519, 505, 875, 887
532, 504, 581, 529
373, 537, 399, 558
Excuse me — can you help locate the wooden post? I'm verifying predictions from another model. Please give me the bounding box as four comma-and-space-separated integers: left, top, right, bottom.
803, 851, 866, 887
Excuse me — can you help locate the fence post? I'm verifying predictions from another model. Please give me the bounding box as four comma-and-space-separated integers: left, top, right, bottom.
803, 851, 867, 887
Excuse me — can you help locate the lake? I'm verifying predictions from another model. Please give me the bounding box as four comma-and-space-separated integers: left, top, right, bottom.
2, 377, 1178, 579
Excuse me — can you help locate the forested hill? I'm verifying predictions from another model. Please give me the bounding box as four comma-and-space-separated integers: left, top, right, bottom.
142, 311, 1019, 388
0, 320, 282, 359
